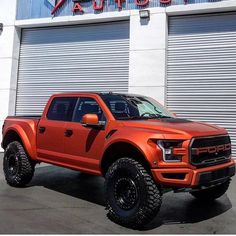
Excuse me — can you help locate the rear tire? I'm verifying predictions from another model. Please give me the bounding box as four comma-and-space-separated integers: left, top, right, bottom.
3, 141, 35, 187
105, 157, 162, 229
190, 179, 230, 201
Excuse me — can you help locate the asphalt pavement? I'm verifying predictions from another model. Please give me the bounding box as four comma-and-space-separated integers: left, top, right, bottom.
0, 153, 235, 234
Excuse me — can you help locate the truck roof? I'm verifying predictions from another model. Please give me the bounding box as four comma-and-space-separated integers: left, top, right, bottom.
53, 92, 143, 97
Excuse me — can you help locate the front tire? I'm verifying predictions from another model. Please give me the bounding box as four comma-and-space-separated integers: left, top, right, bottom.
105, 158, 162, 229
3, 141, 35, 187
190, 179, 230, 201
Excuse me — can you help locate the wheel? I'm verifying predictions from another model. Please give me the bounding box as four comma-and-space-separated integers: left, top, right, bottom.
105, 157, 162, 229
190, 179, 230, 201
3, 141, 36, 187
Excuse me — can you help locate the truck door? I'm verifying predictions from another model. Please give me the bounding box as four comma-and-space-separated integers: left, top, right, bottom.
36, 97, 78, 163
63, 96, 107, 173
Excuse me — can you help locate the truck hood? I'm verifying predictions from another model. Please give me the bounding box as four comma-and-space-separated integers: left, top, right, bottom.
121, 118, 227, 138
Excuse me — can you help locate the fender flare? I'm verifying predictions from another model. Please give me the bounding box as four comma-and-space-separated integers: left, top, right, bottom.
102, 138, 150, 162
3, 125, 37, 160
100, 138, 157, 175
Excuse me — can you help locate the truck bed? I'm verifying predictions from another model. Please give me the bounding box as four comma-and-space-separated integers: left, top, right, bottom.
6, 115, 41, 120
2, 115, 42, 158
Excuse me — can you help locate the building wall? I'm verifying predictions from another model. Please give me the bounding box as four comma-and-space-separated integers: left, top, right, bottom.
129, 9, 167, 105
0, 0, 18, 148
15, 0, 230, 20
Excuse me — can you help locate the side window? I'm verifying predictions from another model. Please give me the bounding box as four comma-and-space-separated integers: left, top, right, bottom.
108, 100, 130, 118
47, 97, 77, 121
73, 97, 106, 123
104, 97, 139, 118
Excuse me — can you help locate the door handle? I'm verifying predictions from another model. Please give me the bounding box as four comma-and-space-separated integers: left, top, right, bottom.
39, 127, 46, 133
64, 129, 73, 137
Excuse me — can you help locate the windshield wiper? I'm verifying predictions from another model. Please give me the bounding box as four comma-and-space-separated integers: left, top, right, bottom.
117, 116, 150, 120
148, 115, 172, 119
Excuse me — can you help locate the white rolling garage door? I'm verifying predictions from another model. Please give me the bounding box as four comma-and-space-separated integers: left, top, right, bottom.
167, 12, 236, 157
16, 21, 129, 115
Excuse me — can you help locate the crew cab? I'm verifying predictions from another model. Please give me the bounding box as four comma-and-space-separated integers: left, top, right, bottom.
1, 92, 235, 228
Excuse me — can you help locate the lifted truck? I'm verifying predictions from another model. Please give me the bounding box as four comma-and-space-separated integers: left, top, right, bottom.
1, 92, 235, 228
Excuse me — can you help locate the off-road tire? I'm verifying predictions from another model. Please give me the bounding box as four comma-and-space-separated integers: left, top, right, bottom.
190, 179, 230, 201
105, 157, 162, 229
3, 141, 35, 187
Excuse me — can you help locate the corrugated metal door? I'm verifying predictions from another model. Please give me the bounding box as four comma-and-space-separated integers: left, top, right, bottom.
16, 21, 129, 115
167, 12, 236, 157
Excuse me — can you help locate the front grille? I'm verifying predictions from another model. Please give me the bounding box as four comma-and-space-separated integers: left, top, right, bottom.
190, 135, 231, 167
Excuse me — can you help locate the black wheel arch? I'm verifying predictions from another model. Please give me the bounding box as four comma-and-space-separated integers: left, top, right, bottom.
2, 130, 33, 161
2, 130, 23, 150
100, 141, 151, 176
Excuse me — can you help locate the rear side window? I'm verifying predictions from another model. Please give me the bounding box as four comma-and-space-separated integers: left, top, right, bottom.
47, 97, 77, 121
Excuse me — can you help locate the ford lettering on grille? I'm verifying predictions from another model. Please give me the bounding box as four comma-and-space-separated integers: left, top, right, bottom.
190, 135, 231, 167
192, 143, 231, 155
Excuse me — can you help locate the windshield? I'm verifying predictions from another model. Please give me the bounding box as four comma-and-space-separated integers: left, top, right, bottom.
100, 94, 174, 120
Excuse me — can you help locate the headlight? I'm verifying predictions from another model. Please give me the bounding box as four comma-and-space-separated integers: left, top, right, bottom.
157, 140, 185, 162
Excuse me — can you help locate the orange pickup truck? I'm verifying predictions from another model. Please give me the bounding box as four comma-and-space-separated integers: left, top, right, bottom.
1, 92, 235, 228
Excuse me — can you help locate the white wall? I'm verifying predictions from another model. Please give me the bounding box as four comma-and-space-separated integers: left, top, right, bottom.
129, 9, 167, 105
0, 0, 18, 150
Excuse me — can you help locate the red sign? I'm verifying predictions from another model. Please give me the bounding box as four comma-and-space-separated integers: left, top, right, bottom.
72, 2, 84, 13
159, 0, 171, 4
135, 0, 149, 7
93, 0, 105, 10
51, 0, 67, 15
50, 0, 176, 15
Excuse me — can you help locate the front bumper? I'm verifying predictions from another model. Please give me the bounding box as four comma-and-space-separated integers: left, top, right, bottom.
151, 160, 235, 187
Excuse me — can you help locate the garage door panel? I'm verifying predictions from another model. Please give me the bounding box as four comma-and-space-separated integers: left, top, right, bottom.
16, 21, 129, 115
168, 13, 236, 158
21, 26, 129, 43
169, 13, 236, 34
